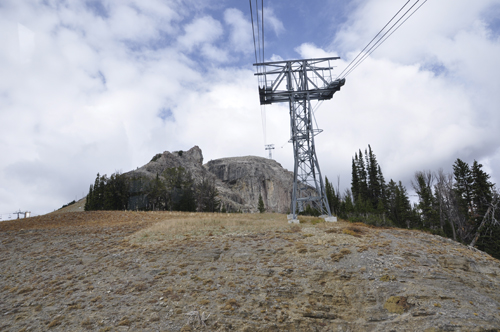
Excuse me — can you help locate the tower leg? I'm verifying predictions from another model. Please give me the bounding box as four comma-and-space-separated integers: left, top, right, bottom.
290, 95, 331, 219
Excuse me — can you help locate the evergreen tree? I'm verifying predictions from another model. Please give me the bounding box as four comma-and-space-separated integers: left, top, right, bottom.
128, 175, 148, 210
325, 177, 339, 215
367, 145, 382, 210
175, 170, 196, 212
195, 176, 220, 212
469, 161, 495, 254
351, 156, 360, 201
471, 161, 493, 220
92, 173, 101, 210
98, 174, 107, 210
350, 145, 387, 218
84, 184, 93, 211
412, 170, 438, 229
162, 167, 196, 211
340, 189, 354, 219
145, 173, 166, 211
386, 179, 412, 228
453, 158, 474, 224
258, 194, 265, 213
377, 165, 387, 213
356, 150, 369, 204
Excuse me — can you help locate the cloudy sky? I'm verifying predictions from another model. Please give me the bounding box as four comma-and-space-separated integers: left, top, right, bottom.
1, 0, 499, 217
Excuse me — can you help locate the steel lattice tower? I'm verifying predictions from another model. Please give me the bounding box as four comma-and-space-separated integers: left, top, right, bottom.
254, 57, 345, 220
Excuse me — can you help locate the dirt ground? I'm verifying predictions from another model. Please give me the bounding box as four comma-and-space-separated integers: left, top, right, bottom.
1, 211, 499, 332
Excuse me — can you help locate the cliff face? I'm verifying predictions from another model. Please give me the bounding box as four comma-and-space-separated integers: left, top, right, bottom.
126, 146, 294, 213
205, 156, 293, 213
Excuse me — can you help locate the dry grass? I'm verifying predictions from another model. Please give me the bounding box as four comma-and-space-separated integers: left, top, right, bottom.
0, 211, 160, 232
129, 212, 288, 243
343, 225, 365, 237
330, 248, 352, 262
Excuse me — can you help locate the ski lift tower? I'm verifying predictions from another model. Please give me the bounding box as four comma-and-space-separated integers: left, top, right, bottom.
254, 57, 345, 221
265, 144, 275, 159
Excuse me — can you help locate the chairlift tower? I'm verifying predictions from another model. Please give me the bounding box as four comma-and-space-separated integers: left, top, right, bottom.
265, 144, 275, 159
254, 57, 345, 220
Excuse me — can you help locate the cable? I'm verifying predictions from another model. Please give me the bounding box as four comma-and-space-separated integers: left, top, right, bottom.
337, 0, 428, 79
261, 105, 267, 145
255, 0, 262, 64
250, 1, 268, 151
342, 0, 425, 78
371, 0, 428, 57
261, 0, 265, 63
341, 0, 425, 78
249, 0, 259, 65
337, 0, 412, 79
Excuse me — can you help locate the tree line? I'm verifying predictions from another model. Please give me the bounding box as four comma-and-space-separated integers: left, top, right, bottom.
324, 145, 500, 259
84, 167, 220, 213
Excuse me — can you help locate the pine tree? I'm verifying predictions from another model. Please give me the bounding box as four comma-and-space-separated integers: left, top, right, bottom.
93, 173, 101, 210
325, 177, 339, 215
357, 150, 369, 204
378, 166, 388, 213
342, 189, 354, 218
412, 171, 438, 229
175, 170, 196, 212
84, 184, 93, 211
453, 158, 474, 223
471, 160, 493, 220
367, 145, 382, 209
469, 161, 495, 253
258, 194, 265, 213
195, 176, 220, 212
386, 179, 413, 228
351, 156, 360, 201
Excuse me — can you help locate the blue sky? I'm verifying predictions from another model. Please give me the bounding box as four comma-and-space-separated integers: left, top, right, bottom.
1, 0, 500, 216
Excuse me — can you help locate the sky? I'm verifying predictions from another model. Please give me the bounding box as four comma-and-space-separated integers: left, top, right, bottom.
1, 0, 499, 217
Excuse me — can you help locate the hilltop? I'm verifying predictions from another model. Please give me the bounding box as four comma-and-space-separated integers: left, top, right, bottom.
123, 146, 295, 214
1, 211, 499, 331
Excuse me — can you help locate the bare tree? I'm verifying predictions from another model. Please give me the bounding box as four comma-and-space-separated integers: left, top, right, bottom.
434, 169, 461, 240
469, 187, 500, 248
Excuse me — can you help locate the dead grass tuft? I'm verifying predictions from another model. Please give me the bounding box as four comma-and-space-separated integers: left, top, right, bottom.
117, 317, 132, 326
331, 248, 352, 262
47, 315, 64, 328
343, 225, 365, 237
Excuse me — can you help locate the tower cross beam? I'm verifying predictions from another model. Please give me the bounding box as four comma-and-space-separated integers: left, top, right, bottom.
254, 57, 345, 219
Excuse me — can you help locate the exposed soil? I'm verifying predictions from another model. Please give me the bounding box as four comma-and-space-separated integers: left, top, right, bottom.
1, 211, 500, 332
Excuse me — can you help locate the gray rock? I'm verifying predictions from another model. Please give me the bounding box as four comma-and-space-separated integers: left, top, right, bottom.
126, 146, 296, 213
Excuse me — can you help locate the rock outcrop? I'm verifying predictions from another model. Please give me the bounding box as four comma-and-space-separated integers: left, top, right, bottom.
130, 146, 209, 183
126, 146, 294, 213
205, 156, 293, 213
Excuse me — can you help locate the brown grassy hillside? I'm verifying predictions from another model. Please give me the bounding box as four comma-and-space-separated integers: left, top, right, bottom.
1, 211, 499, 331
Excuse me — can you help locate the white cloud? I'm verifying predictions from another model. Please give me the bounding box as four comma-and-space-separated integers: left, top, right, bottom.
295, 43, 338, 59
224, 8, 253, 54
269, 54, 283, 62
178, 16, 223, 51
264, 7, 285, 36
17, 23, 35, 63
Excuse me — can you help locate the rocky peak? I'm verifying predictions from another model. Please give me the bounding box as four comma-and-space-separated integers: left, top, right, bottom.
177, 145, 203, 165
127, 147, 294, 213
